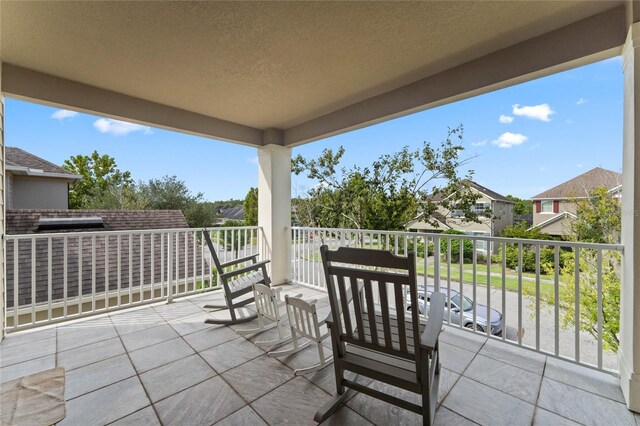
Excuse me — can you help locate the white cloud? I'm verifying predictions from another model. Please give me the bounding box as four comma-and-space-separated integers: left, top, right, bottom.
498, 114, 514, 124
51, 109, 78, 120
93, 118, 151, 136
471, 140, 487, 147
512, 103, 555, 122
576, 98, 588, 105
492, 132, 527, 148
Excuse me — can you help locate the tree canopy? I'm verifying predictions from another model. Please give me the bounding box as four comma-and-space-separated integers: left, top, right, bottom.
292, 125, 481, 231
63, 151, 134, 209
243, 187, 258, 226
506, 195, 533, 216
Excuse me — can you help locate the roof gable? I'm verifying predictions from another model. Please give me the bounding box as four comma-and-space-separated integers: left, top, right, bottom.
6, 147, 80, 179
531, 167, 622, 200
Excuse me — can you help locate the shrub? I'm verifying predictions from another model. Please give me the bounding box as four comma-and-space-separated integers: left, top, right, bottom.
440, 230, 473, 261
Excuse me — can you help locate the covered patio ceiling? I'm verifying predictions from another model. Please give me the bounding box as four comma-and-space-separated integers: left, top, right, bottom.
0, 1, 628, 147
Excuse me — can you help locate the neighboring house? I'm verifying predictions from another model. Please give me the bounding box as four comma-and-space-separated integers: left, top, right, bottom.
5, 147, 80, 209
530, 167, 622, 237
406, 181, 515, 250
6, 209, 205, 310
215, 204, 244, 224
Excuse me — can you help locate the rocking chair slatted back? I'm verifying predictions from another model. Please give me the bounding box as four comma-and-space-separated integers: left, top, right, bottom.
321, 246, 422, 365
286, 296, 320, 341
253, 284, 280, 322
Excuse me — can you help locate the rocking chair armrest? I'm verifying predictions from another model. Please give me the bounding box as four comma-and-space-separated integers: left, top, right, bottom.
220, 253, 263, 268
419, 292, 445, 351
220, 260, 270, 279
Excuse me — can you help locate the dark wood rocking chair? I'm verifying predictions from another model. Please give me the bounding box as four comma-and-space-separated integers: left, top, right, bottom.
202, 229, 271, 325
315, 245, 445, 426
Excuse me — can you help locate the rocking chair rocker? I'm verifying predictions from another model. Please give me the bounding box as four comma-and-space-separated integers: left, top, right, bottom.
201, 230, 271, 325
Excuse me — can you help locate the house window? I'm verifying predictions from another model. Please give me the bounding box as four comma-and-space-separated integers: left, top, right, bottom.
541, 200, 553, 213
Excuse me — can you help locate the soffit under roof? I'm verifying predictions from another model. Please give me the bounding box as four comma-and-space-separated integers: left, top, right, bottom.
0, 1, 625, 130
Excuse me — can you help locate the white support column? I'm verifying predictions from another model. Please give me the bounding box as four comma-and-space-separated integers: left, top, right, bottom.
0, 62, 5, 340
258, 139, 291, 285
620, 22, 640, 412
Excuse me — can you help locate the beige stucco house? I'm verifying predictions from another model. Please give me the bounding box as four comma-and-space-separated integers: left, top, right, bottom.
530, 167, 622, 237
5, 147, 80, 209
406, 181, 515, 250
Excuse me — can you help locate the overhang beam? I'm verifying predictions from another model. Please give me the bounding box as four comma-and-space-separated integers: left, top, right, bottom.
285, 6, 627, 146
1, 64, 263, 147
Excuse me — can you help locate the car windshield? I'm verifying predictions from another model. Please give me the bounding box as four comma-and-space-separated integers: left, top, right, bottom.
451, 294, 473, 311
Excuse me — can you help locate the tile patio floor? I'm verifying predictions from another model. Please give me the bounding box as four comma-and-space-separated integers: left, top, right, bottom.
1, 283, 638, 426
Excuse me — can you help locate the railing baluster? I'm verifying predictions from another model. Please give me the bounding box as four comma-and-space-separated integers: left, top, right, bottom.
447, 239, 452, 325
167, 232, 173, 303
140, 233, 145, 301
31, 238, 36, 324
575, 246, 581, 363
472, 239, 477, 331
459, 237, 464, 330
434, 236, 440, 293
129, 234, 133, 305
501, 241, 506, 342
554, 245, 560, 356
535, 244, 540, 351
13, 240, 19, 328
117, 235, 122, 307
78, 236, 83, 316
517, 242, 523, 346
151, 233, 155, 299
105, 235, 110, 310
92, 235, 96, 312
63, 236, 68, 319
47, 237, 52, 322
597, 249, 603, 370
486, 237, 491, 338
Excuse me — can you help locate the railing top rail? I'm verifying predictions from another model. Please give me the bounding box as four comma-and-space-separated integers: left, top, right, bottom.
7, 226, 262, 239
290, 226, 623, 252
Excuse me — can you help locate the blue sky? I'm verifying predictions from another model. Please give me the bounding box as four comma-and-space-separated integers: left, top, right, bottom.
5, 57, 622, 202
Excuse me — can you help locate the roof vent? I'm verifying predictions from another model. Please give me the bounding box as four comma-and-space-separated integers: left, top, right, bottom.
38, 217, 104, 231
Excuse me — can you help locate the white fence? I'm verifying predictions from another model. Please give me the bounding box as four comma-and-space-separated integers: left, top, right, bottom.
5, 226, 263, 331
291, 226, 623, 373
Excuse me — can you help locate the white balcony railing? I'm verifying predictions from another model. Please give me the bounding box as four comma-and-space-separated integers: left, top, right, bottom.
291, 226, 623, 373
5, 226, 264, 331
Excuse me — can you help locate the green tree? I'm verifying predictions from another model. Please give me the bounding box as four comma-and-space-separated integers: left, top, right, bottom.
243, 187, 258, 226
500, 221, 552, 240
138, 175, 215, 227
571, 186, 621, 244
440, 229, 473, 260
506, 195, 533, 216
541, 186, 622, 351
63, 151, 134, 209
292, 125, 480, 231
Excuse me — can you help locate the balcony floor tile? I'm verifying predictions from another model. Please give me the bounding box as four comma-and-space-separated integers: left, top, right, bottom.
442, 376, 535, 425
537, 377, 636, 426
120, 323, 180, 352
251, 376, 331, 425
544, 356, 625, 403
214, 406, 268, 426
199, 337, 264, 373
154, 376, 245, 425
128, 337, 195, 373
64, 354, 136, 400
1, 284, 637, 426
0, 353, 55, 383
57, 337, 125, 371
110, 406, 161, 426
139, 354, 216, 403
59, 376, 150, 426
464, 354, 542, 404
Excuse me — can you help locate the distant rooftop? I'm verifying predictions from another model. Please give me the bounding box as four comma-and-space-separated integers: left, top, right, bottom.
531, 167, 622, 200
5, 147, 80, 180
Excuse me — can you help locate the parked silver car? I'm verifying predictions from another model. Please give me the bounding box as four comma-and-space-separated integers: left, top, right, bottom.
407, 286, 503, 335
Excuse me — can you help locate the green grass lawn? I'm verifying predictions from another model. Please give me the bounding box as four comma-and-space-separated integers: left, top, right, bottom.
421, 264, 555, 299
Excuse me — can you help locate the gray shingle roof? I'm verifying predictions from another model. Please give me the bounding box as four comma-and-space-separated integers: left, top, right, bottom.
5, 147, 79, 179
531, 167, 622, 200
7, 209, 189, 235
6, 209, 206, 309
